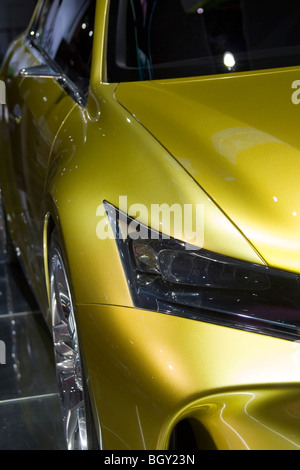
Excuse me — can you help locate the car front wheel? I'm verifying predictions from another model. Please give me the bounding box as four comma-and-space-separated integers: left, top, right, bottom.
48, 229, 99, 450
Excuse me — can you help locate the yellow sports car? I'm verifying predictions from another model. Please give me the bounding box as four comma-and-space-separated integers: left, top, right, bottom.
1, 0, 300, 451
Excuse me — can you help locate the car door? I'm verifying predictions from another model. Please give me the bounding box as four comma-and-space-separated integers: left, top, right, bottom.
4, 0, 96, 296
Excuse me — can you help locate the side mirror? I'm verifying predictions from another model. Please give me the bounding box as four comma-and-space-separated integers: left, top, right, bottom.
19, 65, 62, 79
19, 65, 83, 105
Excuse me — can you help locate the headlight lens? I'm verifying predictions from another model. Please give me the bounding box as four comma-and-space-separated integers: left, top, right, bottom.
104, 202, 300, 341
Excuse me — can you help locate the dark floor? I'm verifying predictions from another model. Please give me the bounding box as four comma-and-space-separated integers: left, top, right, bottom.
0, 200, 66, 449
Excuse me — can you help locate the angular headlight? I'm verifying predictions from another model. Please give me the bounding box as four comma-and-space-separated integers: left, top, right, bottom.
104, 201, 300, 341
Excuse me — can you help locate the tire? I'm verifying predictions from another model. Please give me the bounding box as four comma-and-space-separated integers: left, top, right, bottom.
48, 228, 99, 450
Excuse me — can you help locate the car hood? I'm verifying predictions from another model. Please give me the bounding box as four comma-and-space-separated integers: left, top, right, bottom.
115, 68, 300, 273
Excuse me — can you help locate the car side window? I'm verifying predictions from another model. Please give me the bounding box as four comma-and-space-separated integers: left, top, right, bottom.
33, 0, 96, 100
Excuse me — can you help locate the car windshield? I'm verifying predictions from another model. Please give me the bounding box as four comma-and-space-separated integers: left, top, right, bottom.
107, 0, 300, 82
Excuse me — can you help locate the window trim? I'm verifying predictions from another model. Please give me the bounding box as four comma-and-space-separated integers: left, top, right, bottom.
25, 0, 96, 107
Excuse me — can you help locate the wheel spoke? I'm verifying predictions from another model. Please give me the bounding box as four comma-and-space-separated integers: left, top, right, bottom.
54, 340, 76, 359
53, 323, 70, 343
66, 402, 88, 451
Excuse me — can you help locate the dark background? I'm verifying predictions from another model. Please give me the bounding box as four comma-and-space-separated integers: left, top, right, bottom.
0, 0, 37, 63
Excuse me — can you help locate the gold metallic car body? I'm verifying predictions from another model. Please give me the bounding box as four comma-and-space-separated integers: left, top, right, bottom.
1, 0, 300, 450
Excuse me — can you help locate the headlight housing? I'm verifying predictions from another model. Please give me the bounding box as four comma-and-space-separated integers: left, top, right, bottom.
104, 201, 300, 341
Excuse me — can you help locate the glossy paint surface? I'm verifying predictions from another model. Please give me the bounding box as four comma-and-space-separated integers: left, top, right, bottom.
77, 303, 300, 450
0, 0, 300, 450
115, 68, 300, 272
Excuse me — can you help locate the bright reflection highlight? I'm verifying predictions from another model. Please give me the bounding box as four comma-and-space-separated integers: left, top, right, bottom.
220, 401, 250, 449
223, 51, 236, 69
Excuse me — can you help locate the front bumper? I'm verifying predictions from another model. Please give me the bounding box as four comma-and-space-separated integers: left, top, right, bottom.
76, 303, 300, 450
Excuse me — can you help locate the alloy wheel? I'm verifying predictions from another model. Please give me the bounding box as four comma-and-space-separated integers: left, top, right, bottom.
49, 231, 89, 450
